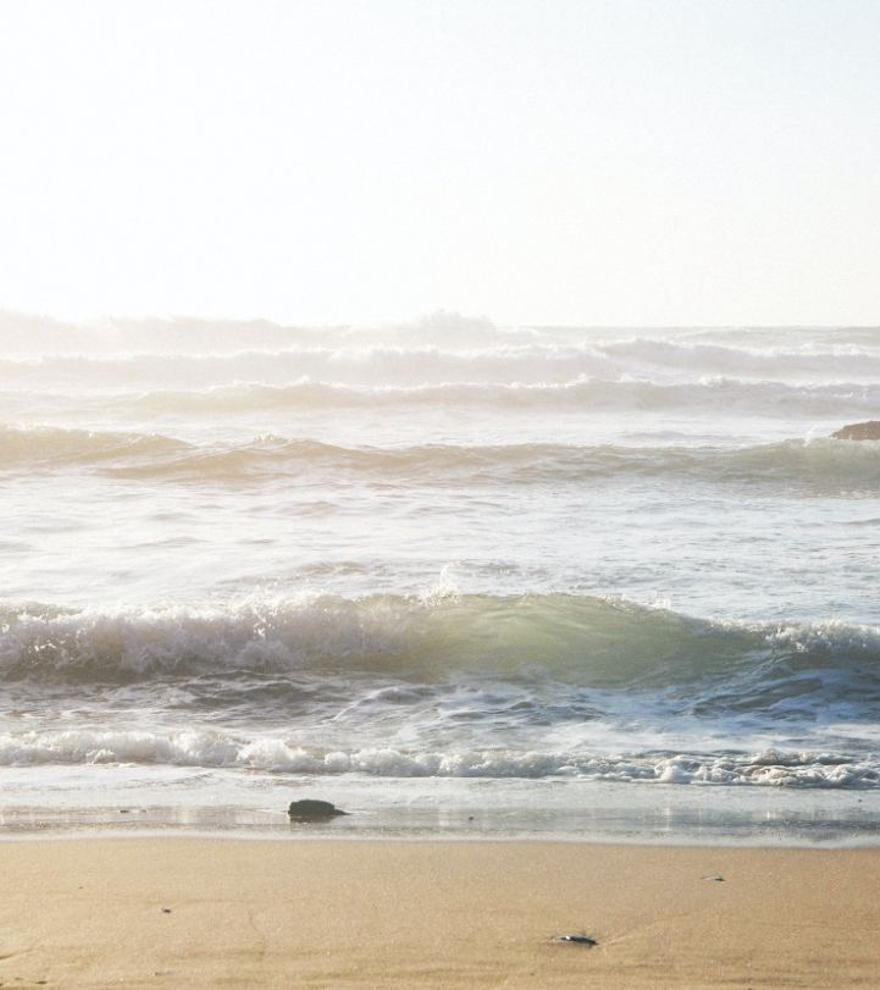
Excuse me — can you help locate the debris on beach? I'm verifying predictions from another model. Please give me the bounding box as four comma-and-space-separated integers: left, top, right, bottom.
554, 933, 598, 946
287, 799, 348, 821
702, 875, 725, 882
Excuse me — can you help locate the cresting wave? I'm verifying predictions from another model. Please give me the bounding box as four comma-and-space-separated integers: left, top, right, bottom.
3, 324, 880, 383
0, 729, 875, 788
597, 337, 880, 380
119, 377, 880, 417
0, 344, 618, 388
2, 594, 880, 788
5, 338, 880, 388
3, 593, 880, 706
5, 378, 880, 420
3, 426, 879, 489
0, 424, 186, 467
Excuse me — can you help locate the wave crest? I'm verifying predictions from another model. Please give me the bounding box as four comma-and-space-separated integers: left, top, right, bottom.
0, 425, 186, 468
2, 593, 879, 698
120, 377, 880, 418
3, 426, 879, 491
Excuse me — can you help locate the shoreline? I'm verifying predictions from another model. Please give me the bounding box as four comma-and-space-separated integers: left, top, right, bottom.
5, 826, 880, 849
2, 837, 879, 987
3, 772, 879, 847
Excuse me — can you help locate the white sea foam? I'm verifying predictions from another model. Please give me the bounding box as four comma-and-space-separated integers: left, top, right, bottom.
0, 727, 875, 788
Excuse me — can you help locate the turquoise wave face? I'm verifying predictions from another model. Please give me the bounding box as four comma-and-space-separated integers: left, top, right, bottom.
2, 594, 878, 709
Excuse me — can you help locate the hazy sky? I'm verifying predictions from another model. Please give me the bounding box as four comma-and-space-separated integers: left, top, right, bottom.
0, 0, 877, 326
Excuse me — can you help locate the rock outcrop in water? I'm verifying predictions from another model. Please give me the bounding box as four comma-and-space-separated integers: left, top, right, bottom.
287, 799, 348, 821
833, 421, 880, 440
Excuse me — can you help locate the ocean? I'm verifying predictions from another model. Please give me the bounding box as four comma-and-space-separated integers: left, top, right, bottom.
2, 312, 879, 842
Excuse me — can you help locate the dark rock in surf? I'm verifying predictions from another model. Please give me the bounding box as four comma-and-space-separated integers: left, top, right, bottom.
287, 799, 348, 821
832, 421, 880, 441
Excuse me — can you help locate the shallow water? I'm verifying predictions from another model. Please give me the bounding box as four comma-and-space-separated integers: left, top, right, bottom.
2, 314, 880, 840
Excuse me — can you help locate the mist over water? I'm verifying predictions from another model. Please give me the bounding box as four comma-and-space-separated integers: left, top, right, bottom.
3, 311, 880, 838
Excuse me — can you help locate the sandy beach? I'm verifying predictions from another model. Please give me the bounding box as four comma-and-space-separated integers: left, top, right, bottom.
0, 838, 876, 988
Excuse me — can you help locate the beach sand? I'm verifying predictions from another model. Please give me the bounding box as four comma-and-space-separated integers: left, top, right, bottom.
0, 838, 877, 988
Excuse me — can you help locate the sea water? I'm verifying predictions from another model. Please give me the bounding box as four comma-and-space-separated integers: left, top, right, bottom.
1, 312, 879, 843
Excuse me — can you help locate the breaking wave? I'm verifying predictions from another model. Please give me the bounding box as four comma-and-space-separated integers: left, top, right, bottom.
2, 593, 879, 788
0, 729, 875, 788
2, 593, 879, 705
117, 377, 880, 418
3, 426, 879, 490
2, 312, 879, 385
18, 336, 880, 390
0, 425, 186, 468
0, 344, 617, 389
597, 337, 880, 380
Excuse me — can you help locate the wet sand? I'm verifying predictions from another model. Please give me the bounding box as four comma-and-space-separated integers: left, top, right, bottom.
0, 838, 878, 988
